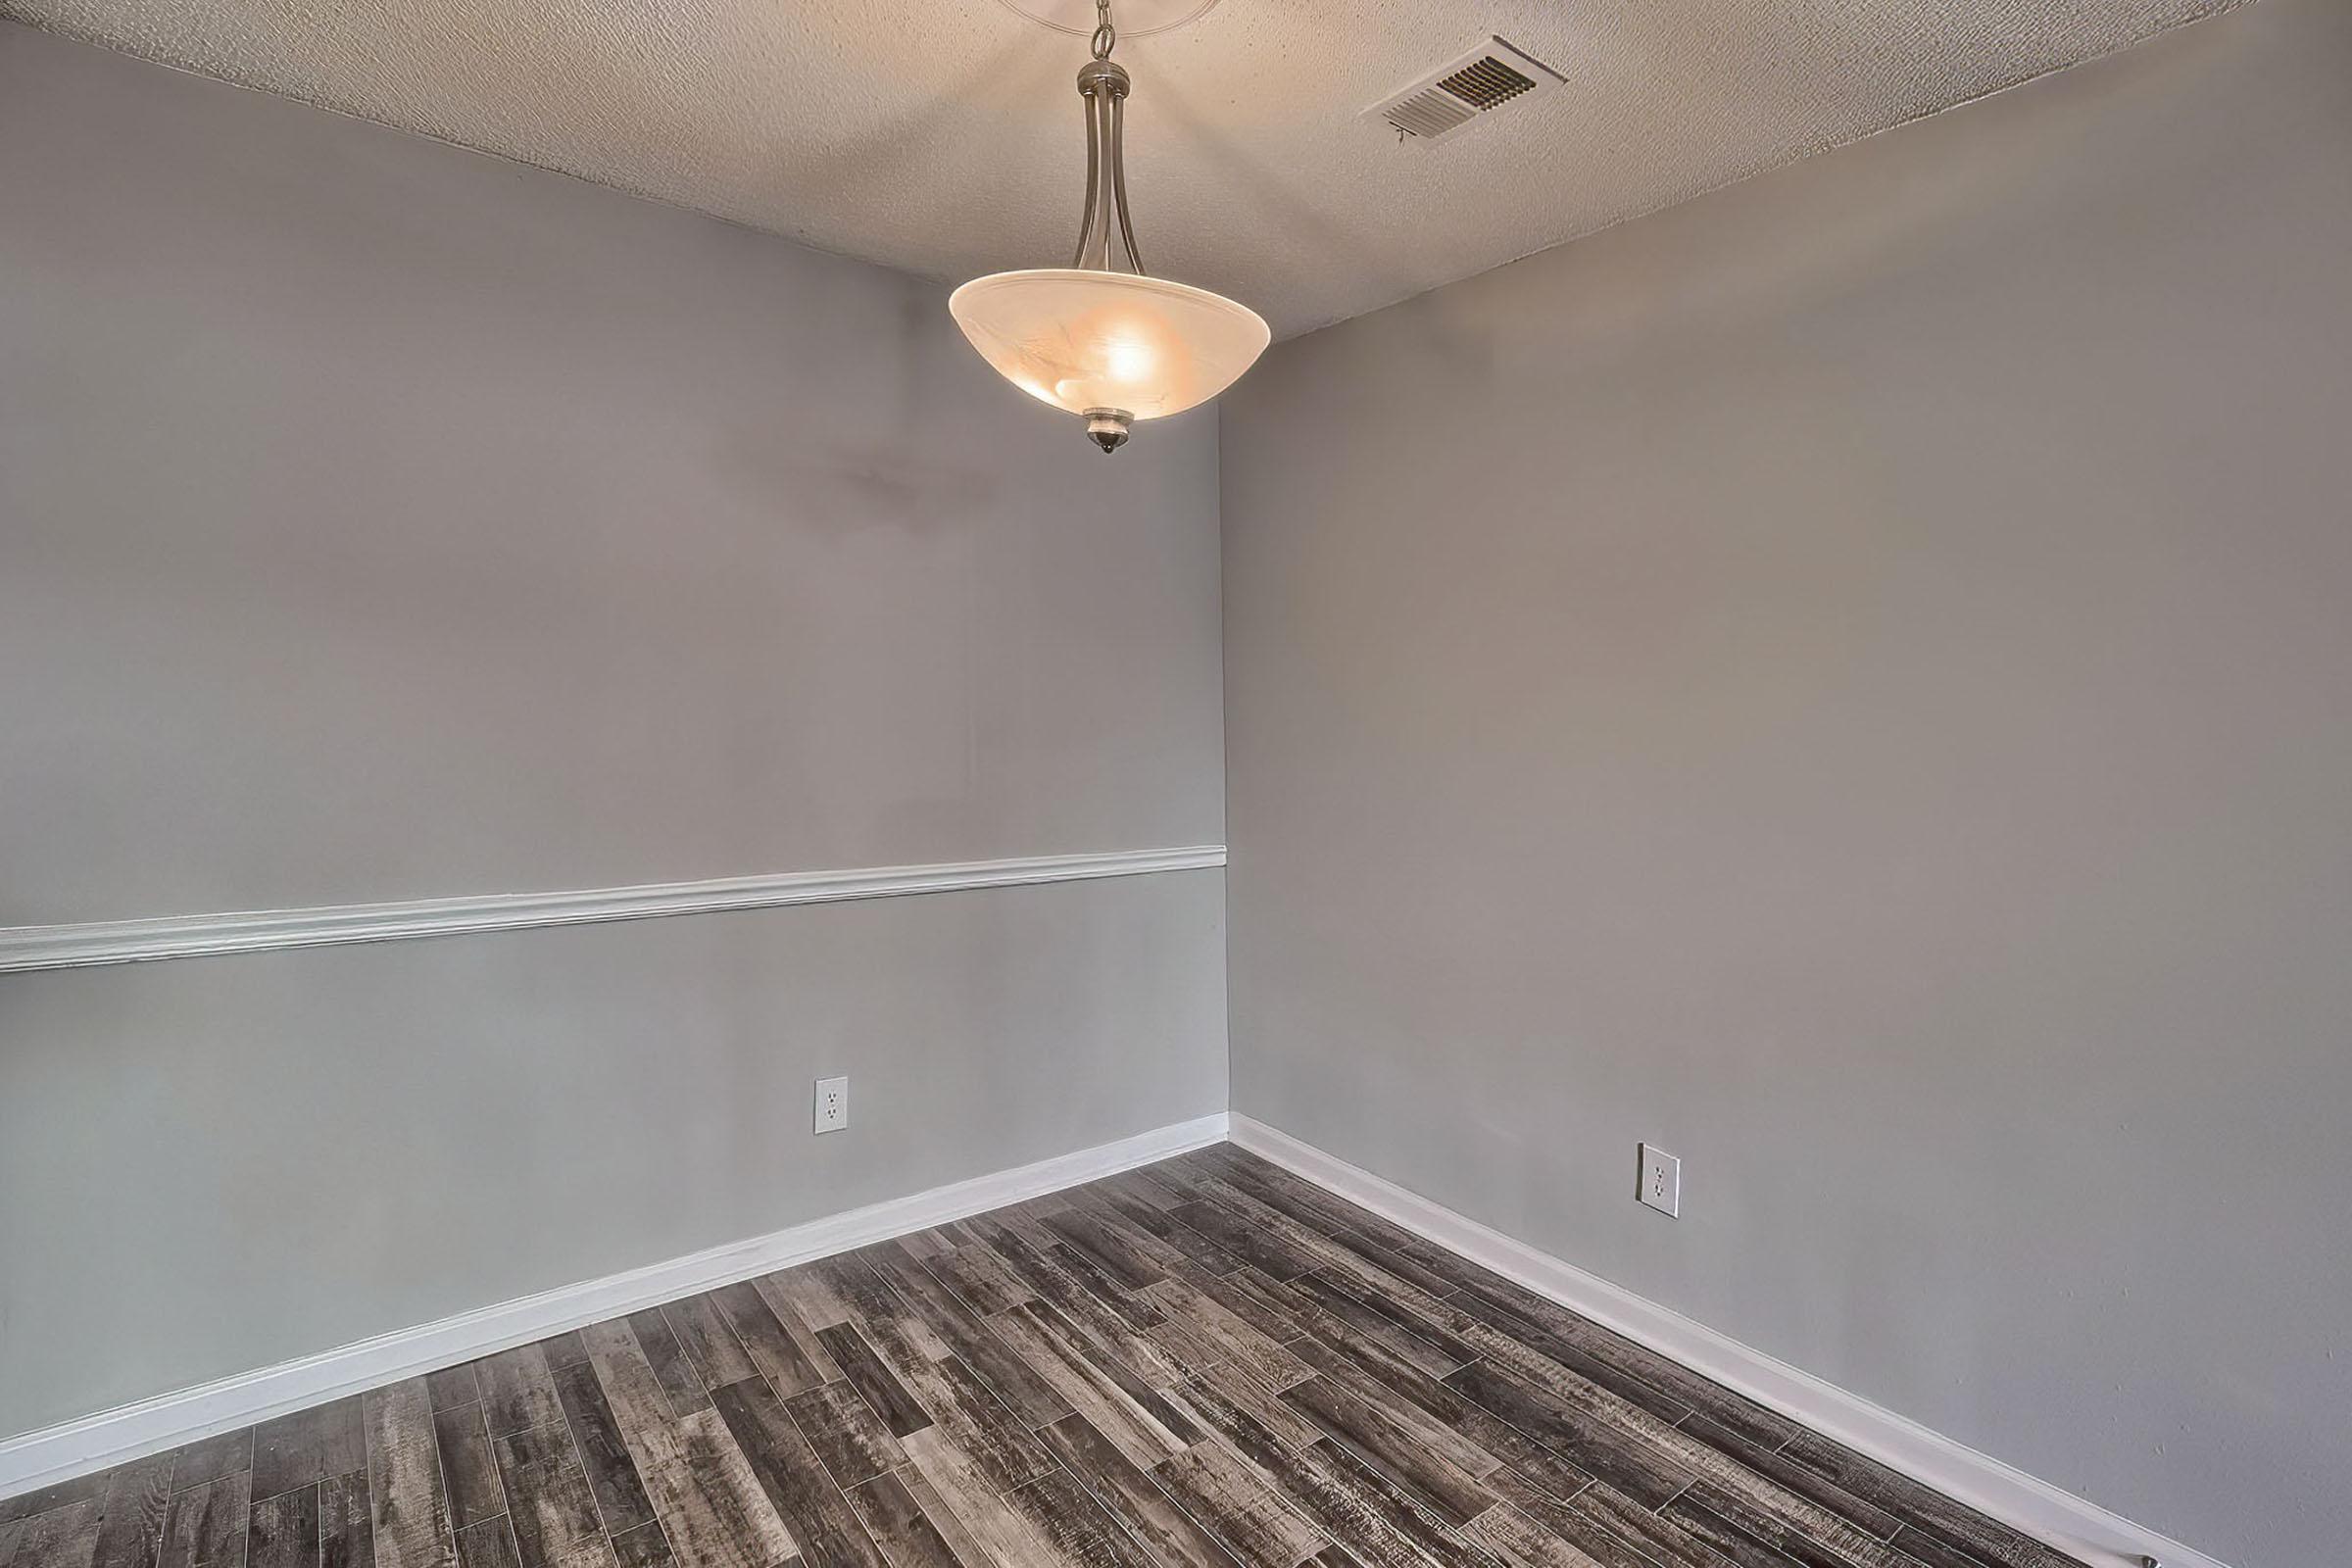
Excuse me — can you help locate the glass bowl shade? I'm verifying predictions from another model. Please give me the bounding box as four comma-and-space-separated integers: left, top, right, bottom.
950, 270, 1270, 423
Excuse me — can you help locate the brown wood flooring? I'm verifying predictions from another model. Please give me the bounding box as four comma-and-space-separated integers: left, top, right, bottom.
1, 1144, 2086, 1568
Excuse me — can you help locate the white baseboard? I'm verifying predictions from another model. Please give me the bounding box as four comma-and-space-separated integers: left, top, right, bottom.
0, 1112, 1229, 1500
1227, 1114, 2218, 1568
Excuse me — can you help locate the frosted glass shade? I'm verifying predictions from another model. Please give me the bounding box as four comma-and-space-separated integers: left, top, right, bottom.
950, 269, 1270, 424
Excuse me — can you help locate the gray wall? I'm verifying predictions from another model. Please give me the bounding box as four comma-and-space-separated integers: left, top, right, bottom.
0, 26, 1226, 1439
1219, 3, 2351, 1565
0, 30, 1223, 927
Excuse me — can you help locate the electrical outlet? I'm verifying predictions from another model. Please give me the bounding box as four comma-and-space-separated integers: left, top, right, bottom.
813, 1075, 849, 1134
1638, 1144, 1681, 1217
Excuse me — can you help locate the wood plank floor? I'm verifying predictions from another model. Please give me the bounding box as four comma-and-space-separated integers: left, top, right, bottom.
3, 1145, 2087, 1568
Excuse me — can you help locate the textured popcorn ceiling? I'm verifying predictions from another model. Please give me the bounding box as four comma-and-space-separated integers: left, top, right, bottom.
1, 0, 2238, 336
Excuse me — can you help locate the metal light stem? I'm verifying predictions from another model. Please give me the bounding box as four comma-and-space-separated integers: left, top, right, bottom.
1068, 0, 1145, 275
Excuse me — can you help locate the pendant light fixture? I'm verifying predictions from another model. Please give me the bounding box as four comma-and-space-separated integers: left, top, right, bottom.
951, 0, 1269, 454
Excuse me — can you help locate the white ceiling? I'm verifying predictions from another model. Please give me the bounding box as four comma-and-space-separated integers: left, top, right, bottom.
2, 0, 2235, 337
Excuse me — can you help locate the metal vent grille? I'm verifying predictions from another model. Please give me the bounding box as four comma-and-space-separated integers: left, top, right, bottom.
1366, 36, 1562, 145
1438, 57, 1538, 111
1383, 88, 1478, 140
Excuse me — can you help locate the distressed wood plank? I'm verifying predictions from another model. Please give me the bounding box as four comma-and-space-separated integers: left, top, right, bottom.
1260, 1310, 1572, 1510
1285, 1336, 1506, 1487
450, 1521, 519, 1568
4, 1476, 106, 1531
1452, 1357, 1929, 1568
252, 1402, 367, 1507
1464, 1503, 1614, 1568
960, 1218, 1185, 1384
11, 1499, 103, 1568
807, 1260, 951, 1365
318, 1474, 374, 1568
745, 1279, 844, 1386
157, 1474, 247, 1568
1298, 1445, 1511, 1568
964, 1212, 1166, 1335
898, 1429, 1060, 1568
1546, 1479, 1742, 1568
1462, 1277, 1797, 1446
88, 1455, 176, 1568
1039, 1210, 1179, 1293
708, 1378, 887, 1568
1034, 1416, 1238, 1568
754, 1269, 856, 1340
1182, 1179, 1460, 1327
838, 1473, 970, 1568
920, 1247, 1036, 1318
984, 1302, 1199, 1470
169, 1435, 254, 1498
1182, 1266, 1316, 1346
1161, 1362, 1331, 1459
578, 1321, 639, 1360
1302, 1551, 1364, 1568
781, 1383, 906, 1492
1658, 1494, 1813, 1568
361, 1381, 455, 1568
709, 1285, 824, 1399
1884, 1527, 2030, 1568
889, 1469, 996, 1568
1147, 1278, 1313, 1390
1151, 1433, 1329, 1568
1072, 1188, 1248, 1277
1438, 1290, 1696, 1432
473, 1349, 564, 1444
613, 1409, 787, 1568
1278, 1379, 1494, 1528
1186, 1158, 1444, 1290
978, 1197, 1074, 1254
538, 1335, 593, 1375
659, 1298, 760, 1394
1006, 1257, 1193, 1389
550, 1361, 658, 1538
622, 1312, 713, 1418
1774, 1438, 2082, 1568
605, 1527, 671, 1568
809, 1325, 931, 1440
1167, 1200, 1330, 1286
1675, 1416, 1902, 1542
1665, 1482, 1919, 1568
1285, 1274, 1472, 1384
849, 1250, 1070, 1430
995, 1469, 1158, 1568
1441, 1363, 1692, 1510
589, 1344, 791, 1568
431, 1407, 506, 1534
1227, 1441, 1461, 1568
1107, 1167, 1199, 1211
242, 1487, 317, 1568
425, 1370, 483, 1415
900, 1357, 1058, 1497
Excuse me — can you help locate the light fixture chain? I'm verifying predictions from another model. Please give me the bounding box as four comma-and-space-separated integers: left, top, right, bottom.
1091, 0, 1116, 60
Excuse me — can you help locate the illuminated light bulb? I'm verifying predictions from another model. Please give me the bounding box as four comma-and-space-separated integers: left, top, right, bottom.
1104, 335, 1155, 381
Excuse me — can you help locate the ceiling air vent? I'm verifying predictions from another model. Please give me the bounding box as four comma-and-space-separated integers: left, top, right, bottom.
1366, 36, 1562, 145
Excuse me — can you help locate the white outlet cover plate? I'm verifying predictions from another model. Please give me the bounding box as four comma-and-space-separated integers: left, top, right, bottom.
814, 1075, 849, 1134
1639, 1144, 1681, 1217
